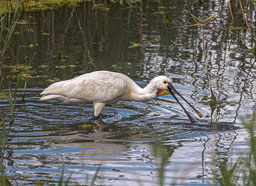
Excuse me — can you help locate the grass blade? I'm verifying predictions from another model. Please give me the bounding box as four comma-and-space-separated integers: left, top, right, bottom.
90, 165, 101, 186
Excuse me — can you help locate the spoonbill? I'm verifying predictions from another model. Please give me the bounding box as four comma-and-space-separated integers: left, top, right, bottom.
40, 71, 202, 122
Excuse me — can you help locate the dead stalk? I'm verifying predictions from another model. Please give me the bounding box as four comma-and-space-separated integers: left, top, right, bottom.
187, 11, 218, 91
202, 27, 213, 91
239, 0, 256, 43
228, 2, 234, 22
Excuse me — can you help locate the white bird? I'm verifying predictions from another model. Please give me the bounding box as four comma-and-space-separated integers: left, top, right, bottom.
40, 71, 202, 122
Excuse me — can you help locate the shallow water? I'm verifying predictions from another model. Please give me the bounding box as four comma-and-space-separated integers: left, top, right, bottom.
1, 0, 256, 185
1, 89, 245, 185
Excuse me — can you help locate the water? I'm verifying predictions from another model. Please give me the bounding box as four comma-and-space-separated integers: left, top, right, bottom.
1, 0, 256, 185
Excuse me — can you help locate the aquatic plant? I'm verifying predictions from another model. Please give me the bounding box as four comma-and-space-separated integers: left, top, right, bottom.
0, 0, 19, 57
152, 141, 174, 186
0, 0, 20, 79
0, 76, 20, 185
0, 113, 13, 186
57, 164, 102, 185
0, 0, 255, 185
212, 112, 256, 185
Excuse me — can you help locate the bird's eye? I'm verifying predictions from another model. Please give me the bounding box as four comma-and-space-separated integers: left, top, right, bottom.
163, 81, 167, 84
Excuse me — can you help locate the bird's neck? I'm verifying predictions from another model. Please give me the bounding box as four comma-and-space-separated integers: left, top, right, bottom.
142, 82, 157, 96
128, 82, 157, 102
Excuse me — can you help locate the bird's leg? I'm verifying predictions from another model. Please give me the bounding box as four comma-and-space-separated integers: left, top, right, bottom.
93, 102, 106, 118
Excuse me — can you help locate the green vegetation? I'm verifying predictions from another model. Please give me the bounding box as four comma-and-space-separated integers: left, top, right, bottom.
0, 0, 256, 185
0, 0, 144, 15
0, 78, 20, 185
0, 1, 19, 59
57, 165, 101, 185
0, 0, 87, 15
152, 141, 174, 186
43, 119, 256, 185
213, 113, 256, 185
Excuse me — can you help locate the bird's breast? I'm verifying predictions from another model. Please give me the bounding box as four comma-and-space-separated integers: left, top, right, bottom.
122, 89, 132, 100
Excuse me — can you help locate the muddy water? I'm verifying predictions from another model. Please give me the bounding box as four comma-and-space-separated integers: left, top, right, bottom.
1, 0, 256, 185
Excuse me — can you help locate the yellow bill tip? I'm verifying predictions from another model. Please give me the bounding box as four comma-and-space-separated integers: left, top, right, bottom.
197, 112, 203, 118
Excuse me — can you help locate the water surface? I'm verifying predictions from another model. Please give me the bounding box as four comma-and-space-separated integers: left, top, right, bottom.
1, 0, 256, 185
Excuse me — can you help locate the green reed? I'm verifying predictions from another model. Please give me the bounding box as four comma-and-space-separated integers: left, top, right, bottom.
152, 141, 174, 186
0, 75, 20, 185
0, 1, 20, 185
239, 112, 256, 185
212, 111, 256, 185
0, 0, 19, 59
57, 164, 101, 186
52, 114, 256, 186
149, 111, 256, 186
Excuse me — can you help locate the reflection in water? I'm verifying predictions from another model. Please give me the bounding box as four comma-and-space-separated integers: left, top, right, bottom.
0, 89, 245, 185
1, 0, 255, 184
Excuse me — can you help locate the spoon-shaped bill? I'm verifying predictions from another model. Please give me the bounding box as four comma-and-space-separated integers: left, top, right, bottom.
167, 84, 202, 123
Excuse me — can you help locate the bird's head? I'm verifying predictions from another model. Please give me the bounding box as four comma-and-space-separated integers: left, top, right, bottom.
150, 75, 203, 122
150, 76, 172, 96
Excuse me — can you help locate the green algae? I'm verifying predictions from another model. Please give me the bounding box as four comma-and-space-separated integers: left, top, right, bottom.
93, 3, 110, 11
39, 64, 48, 68
0, 0, 90, 15
0, 91, 9, 99
46, 78, 60, 83
128, 42, 143, 48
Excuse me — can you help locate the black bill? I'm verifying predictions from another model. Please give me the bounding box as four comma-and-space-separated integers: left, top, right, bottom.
167, 83, 202, 123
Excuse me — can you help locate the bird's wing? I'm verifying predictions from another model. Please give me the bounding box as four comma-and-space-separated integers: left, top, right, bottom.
41, 72, 128, 103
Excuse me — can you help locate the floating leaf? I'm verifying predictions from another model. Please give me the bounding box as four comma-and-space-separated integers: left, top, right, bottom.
39, 64, 48, 68
28, 165, 38, 169
56, 65, 67, 69
20, 73, 33, 79
41, 32, 50, 36
46, 175, 53, 179
229, 26, 243, 31
14, 64, 32, 70
27, 28, 35, 32
47, 139, 60, 144
32, 75, 48, 79
79, 124, 93, 129
93, 4, 110, 11
130, 130, 140, 135
78, 123, 98, 132
7, 75, 17, 80
196, 174, 205, 178
152, 11, 165, 15
68, 65, 76, 68
11, 68, 20, 73
0, 92, 9, 99
19, 20, 29, 24
128, 42, 143, 48
47, 78, 60, 83
169, 6, 177, 9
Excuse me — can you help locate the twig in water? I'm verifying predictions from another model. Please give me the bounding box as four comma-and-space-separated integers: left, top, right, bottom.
239, 0, 256, 43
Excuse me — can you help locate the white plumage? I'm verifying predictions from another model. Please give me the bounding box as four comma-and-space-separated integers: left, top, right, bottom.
41, 71, 172, 118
